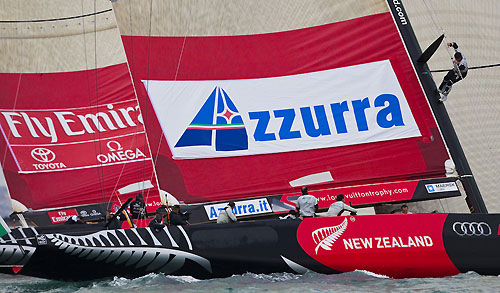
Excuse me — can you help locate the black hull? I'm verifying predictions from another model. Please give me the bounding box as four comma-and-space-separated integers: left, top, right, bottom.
2, 214, 500, 281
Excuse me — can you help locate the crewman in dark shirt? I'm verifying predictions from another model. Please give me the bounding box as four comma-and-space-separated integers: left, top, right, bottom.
168, 205, 189, 226
129, 193, 147, 219
148, 212, 165, 232
103, 209, 123, 229
438, 42, 468, 102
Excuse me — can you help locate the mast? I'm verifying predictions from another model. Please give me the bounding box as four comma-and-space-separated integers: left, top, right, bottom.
386, 0, 487, 213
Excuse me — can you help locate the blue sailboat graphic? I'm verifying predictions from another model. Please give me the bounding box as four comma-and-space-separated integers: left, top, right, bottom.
175, 87, 248, 151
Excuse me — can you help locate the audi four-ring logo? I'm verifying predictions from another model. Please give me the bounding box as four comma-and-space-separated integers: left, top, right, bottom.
452, 222, 492, 236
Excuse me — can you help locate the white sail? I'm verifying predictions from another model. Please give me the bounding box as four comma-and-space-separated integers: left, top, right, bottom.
0, 0, 125, 73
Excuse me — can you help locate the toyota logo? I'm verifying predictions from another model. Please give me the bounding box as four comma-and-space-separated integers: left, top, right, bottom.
31, 148, 56, 163
452, 221, 492, 236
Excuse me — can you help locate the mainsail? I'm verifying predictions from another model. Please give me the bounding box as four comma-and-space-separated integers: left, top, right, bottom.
0, 0, 160, 214
112, 0, 458, 210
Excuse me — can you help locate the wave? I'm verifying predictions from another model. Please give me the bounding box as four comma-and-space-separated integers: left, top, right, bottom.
2, 271, 500, 292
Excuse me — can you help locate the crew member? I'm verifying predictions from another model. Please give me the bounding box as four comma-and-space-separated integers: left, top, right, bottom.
401, 204, 413, 214
65, 215, 85, 224
296, 186, 318, 219
279, 210, 298, 220
156, 205, 168, 223
438, 42, 468, 102
103, 209, 122, 229
130, 193, 147, 219
217, 201, 237, 224
326, 194, 357, 216
168, 205, 189, 226
148, 212, 165, 232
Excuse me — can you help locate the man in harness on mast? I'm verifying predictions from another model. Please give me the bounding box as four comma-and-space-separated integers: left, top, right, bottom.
438, 42, 468, 102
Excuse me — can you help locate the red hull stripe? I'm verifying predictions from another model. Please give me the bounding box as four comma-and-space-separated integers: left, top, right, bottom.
297, 214, 461, 278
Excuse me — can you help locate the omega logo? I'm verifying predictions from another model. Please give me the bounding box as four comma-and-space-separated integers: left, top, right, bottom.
107, 141, 123, 152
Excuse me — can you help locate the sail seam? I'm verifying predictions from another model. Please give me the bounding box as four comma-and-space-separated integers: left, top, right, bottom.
10, 131, 145, 147
18, 158, 153, 174
0, 9, 112, 23
0, 99, 137, 112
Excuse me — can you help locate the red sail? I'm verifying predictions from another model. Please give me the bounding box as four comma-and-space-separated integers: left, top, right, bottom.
115, 2, 450, 205
0, 4, 160, 210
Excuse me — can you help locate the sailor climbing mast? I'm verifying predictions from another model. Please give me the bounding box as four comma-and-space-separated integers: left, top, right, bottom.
386, 0, 487, 213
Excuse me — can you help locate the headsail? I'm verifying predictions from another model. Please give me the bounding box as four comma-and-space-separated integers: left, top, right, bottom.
112, 0, 455, 208
0, 0, 160, 211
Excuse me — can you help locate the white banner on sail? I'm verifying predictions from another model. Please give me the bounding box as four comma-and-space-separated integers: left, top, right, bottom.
144, 60, 421, 159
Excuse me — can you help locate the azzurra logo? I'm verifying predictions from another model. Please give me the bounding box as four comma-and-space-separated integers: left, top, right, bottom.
175, 87, 248, 151
144, 60, 422, 159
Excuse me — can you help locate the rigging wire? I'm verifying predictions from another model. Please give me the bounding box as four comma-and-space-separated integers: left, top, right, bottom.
106, 0, 163, 221
1, 73, 22, 170
104, 0, 147, 220
94, 0, 107, 204
145, 35, 188, 207
420, 0, 457, 66
421, 0, 443, 36
175, 37, 188, 80
142, 2, 191, 223
420, 0, 476, 213
2, 4, 114, 213
106, 0, 138, 211
139, 0, 155, 220
109, 3, 155, 210
427, 63, 500, 73
126, 0, 140, 208
146, 13, 189, 210
81, 0, 106, 205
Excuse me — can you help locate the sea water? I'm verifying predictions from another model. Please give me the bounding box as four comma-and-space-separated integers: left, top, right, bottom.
1, 271, 499, 293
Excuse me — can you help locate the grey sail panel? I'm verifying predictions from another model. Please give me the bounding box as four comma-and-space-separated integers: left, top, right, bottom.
0, 0, 126, 73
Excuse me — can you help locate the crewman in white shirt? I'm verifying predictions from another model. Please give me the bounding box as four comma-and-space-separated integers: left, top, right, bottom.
326, 194, 357, 216
296, 187, 318, 218
217, 201, 238, 223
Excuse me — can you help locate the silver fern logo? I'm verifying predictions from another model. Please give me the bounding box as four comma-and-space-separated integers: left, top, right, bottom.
312, 218, 348, 254
48, 227, 212, 274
